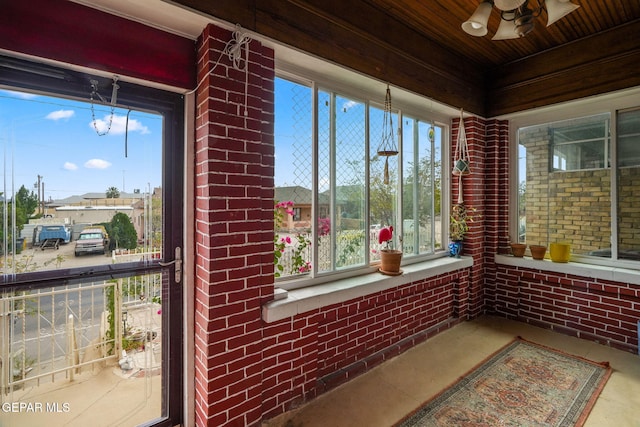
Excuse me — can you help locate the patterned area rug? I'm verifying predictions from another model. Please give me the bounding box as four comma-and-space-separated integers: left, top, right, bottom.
397, 337, 611, 427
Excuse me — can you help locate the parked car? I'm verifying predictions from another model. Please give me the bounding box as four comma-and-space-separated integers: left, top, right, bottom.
74, 228, 109, 256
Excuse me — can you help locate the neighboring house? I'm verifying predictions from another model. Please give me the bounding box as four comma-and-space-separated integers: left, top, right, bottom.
274, 186, 312, 231
275, 186, 352, 232
41, 190, 158, 241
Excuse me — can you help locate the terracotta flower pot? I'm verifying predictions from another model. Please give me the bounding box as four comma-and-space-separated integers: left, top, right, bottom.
379, 249, 403, 275
529, 244, 547, 260
510, 243, 526, 257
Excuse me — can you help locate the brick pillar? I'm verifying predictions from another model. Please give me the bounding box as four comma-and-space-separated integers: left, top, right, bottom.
483, 119, 510, 312
194, 23, 275, 426
452, 115, 486, 317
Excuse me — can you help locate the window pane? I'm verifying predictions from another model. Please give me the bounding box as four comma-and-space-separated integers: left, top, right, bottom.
334, 95, 366, 268
551, 114, 610, 171
274, 78, 313, 278
1, 274, 164, 425
401, 117, 416, 255
0, 80, 173, 425
318, 90, 332, 273
402, 117, 442, 256
519, 114, 612, 257
0, 90, 162, 276
617, 108, 640, 261
370, 105, 398, 261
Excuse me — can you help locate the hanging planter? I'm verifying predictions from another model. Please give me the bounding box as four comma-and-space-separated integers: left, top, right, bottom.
377, 84, 399, 185
452, 108, 471, 205
452, 108, 471, 177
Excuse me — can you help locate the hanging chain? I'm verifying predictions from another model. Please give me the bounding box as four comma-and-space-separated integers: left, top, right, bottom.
89, 78, 117, 136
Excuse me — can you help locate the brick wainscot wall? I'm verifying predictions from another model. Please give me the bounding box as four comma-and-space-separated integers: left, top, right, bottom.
490, 260, 640, 354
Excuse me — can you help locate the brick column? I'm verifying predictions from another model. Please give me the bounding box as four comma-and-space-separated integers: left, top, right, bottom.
194, 24, 275, 426
452, 115, 486, 317
483, 119, 510, 311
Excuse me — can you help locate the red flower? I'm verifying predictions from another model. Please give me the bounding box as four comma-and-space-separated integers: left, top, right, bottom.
378, 226, 393, 244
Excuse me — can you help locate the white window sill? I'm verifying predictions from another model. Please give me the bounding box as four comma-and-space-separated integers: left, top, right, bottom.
262, 256, 473, 323
494, 254, 640, 285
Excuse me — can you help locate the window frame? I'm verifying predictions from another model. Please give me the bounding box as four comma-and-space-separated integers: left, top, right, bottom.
275, 72, 448, 291
0, 55, 185, 426
510, 90, 640, 270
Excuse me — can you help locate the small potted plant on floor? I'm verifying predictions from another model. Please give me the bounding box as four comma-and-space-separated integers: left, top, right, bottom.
378, 225, 402, 275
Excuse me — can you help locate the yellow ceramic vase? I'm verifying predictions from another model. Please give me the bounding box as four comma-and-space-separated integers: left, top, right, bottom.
550, 243, 570, 263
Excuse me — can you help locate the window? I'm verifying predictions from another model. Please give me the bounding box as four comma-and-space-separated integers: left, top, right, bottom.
550, 114, 610, 171
275, 76, 443, 287
0, 56, 184, 426
617, 108, 640, 260
518, 108, 640, 263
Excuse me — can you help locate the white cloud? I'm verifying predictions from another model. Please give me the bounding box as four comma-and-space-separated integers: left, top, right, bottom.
63, 162, 78, 171
1, 90, 37, 100
91, 114, 150, 135
46, 110, 75, 120
342, 100, 359, 111
84, 159, 112, 169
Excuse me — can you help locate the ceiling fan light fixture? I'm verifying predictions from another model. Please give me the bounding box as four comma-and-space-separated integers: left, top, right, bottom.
493, 0, 526, 11
462, 0, 493, 36
492, 18, 519, 40
514, 8, 535, 37
545, 0, 580, 26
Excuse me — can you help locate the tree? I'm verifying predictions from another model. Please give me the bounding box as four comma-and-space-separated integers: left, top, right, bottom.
369, 155, 397, 227
107, 213, 137, 250
402, 155, 441, 228
106, 187, 120, 198
0, 185, 38, 248
15, 185, 39, 216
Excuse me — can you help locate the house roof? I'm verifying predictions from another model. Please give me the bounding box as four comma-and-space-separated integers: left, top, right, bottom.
276, 185, 363, 206
275, 186, 312, 205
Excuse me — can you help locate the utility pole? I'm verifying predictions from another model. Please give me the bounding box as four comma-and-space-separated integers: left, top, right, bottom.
36, 175, 43, 215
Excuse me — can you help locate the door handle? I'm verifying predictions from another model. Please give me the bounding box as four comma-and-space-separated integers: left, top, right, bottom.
159, 246, 182, 283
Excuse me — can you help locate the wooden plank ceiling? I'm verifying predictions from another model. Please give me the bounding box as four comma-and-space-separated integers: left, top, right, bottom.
174, 0, 640, 117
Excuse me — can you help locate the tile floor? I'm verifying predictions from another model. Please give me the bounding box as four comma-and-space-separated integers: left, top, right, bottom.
264, 315, 640, 427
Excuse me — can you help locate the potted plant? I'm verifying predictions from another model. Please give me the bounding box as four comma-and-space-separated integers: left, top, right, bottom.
378, 225, 402, 275
449, 203, 475, 257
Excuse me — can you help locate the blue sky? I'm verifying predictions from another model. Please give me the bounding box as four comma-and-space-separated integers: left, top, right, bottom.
0, 89, 162, 201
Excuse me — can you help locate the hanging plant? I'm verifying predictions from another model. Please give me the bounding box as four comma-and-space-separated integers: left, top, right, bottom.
452, 108, 471, 177
452, 108, 471, 205
377, 84, 399, 185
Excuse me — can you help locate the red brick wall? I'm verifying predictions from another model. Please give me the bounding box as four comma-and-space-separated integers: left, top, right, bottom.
260, 270, 469, 420
194, 24, 276, 426
451, 115, 507, 317
492, 265, 639, 353
481, 119, 511, 316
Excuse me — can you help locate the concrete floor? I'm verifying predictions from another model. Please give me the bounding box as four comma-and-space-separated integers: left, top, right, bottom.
0, 362, 161, 427
264, 315, 640, 427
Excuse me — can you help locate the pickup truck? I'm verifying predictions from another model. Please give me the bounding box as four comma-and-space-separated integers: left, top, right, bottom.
74, 228, 109, 256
